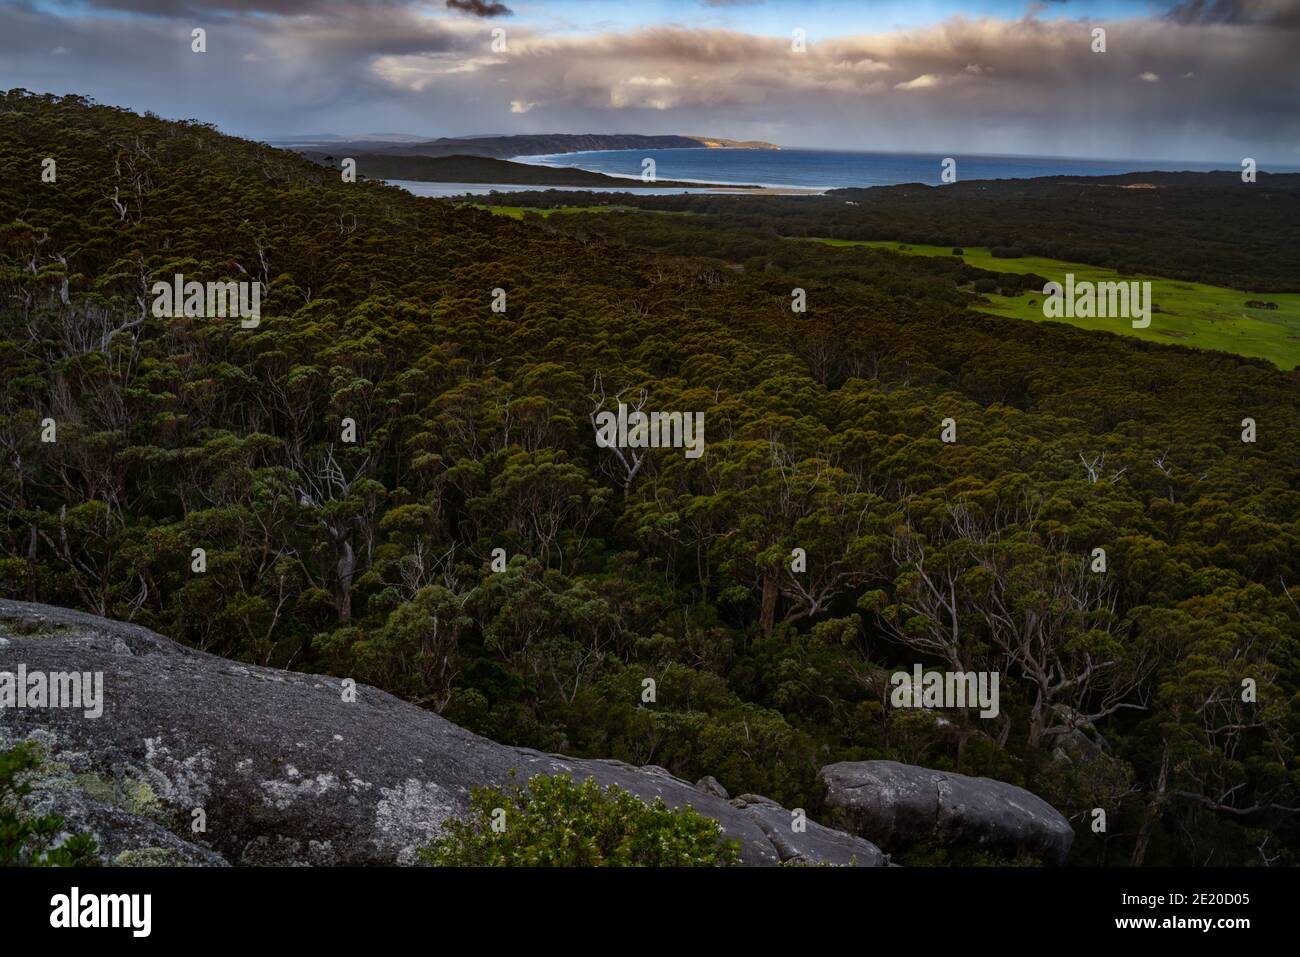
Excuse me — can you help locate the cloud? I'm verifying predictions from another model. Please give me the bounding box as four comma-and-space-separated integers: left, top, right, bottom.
1, 4, 1297, 161
895, 73, 941, 90
446, 0, 512, 17
80, 0, 420, 16
610, 75, 678, 109
1138, 71, 1160, 82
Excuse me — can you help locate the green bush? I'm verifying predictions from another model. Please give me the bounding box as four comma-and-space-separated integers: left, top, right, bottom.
0, 742, 101, 867
420, 773, 740, 867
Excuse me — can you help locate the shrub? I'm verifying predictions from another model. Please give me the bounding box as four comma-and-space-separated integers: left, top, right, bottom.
420, 773, 741, 866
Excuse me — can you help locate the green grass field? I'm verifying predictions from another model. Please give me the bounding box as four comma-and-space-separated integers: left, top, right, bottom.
813, 239, 1300, 369
471, 204, 624, 219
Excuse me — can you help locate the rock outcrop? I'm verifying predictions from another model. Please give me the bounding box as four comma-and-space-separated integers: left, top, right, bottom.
0, 600, 879, 867
729, 793, 887, 867
821, 760, 1074, 865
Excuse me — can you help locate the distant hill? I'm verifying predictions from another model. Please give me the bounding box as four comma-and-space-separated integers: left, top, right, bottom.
281, 132, 780, 159
683, 136, 781, 150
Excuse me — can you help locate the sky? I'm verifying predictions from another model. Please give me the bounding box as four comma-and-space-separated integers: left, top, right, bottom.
2, 0, 1298, 161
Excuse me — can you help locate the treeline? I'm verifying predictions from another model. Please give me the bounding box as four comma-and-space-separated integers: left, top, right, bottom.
516, 203, 1052, 302
485, 171, 1300, 292
2, 91, 1298, 865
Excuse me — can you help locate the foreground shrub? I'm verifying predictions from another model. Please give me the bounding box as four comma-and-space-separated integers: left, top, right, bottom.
420, 773, 740, 866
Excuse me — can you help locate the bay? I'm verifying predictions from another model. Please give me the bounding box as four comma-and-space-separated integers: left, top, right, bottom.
512, 147, 1300, 190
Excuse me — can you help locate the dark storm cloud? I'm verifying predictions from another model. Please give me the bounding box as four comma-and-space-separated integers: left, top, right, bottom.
0, 1, 479, 135
1166, 0, 1300, 26
445, 0, 513, 17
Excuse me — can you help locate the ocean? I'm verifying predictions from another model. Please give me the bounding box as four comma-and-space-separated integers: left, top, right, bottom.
515, 148, 1294, 190
388, 148, 1298, 198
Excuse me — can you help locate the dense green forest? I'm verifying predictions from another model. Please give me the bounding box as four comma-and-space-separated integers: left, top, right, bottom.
485, 172, 1300, 293
2, 91, 1298, 866
493, 200, 1300, 367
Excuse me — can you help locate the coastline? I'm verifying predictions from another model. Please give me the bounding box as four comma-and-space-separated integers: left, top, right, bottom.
388, 179, 825, 198
509, 151, 825, 194
390, 149, 1300, 199
506, 147, 1300, 193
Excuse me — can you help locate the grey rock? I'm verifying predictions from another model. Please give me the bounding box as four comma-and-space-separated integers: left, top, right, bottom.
1046, 706, 1109, 760
0, 600, 862, 867
730, 793, 886, 867
696, 775, 729, 799
821, 760, 1074, 865
31, 789, 229, 866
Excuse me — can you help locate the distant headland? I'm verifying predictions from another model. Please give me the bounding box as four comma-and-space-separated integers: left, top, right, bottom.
275, 132, 781, 159
284, 133, 779, 188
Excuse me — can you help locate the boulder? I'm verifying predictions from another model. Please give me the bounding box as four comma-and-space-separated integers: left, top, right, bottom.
0, 599, 864, 867
821, 760, 1074, 865
729, 793, 886, 867
696, 775, 729, 800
